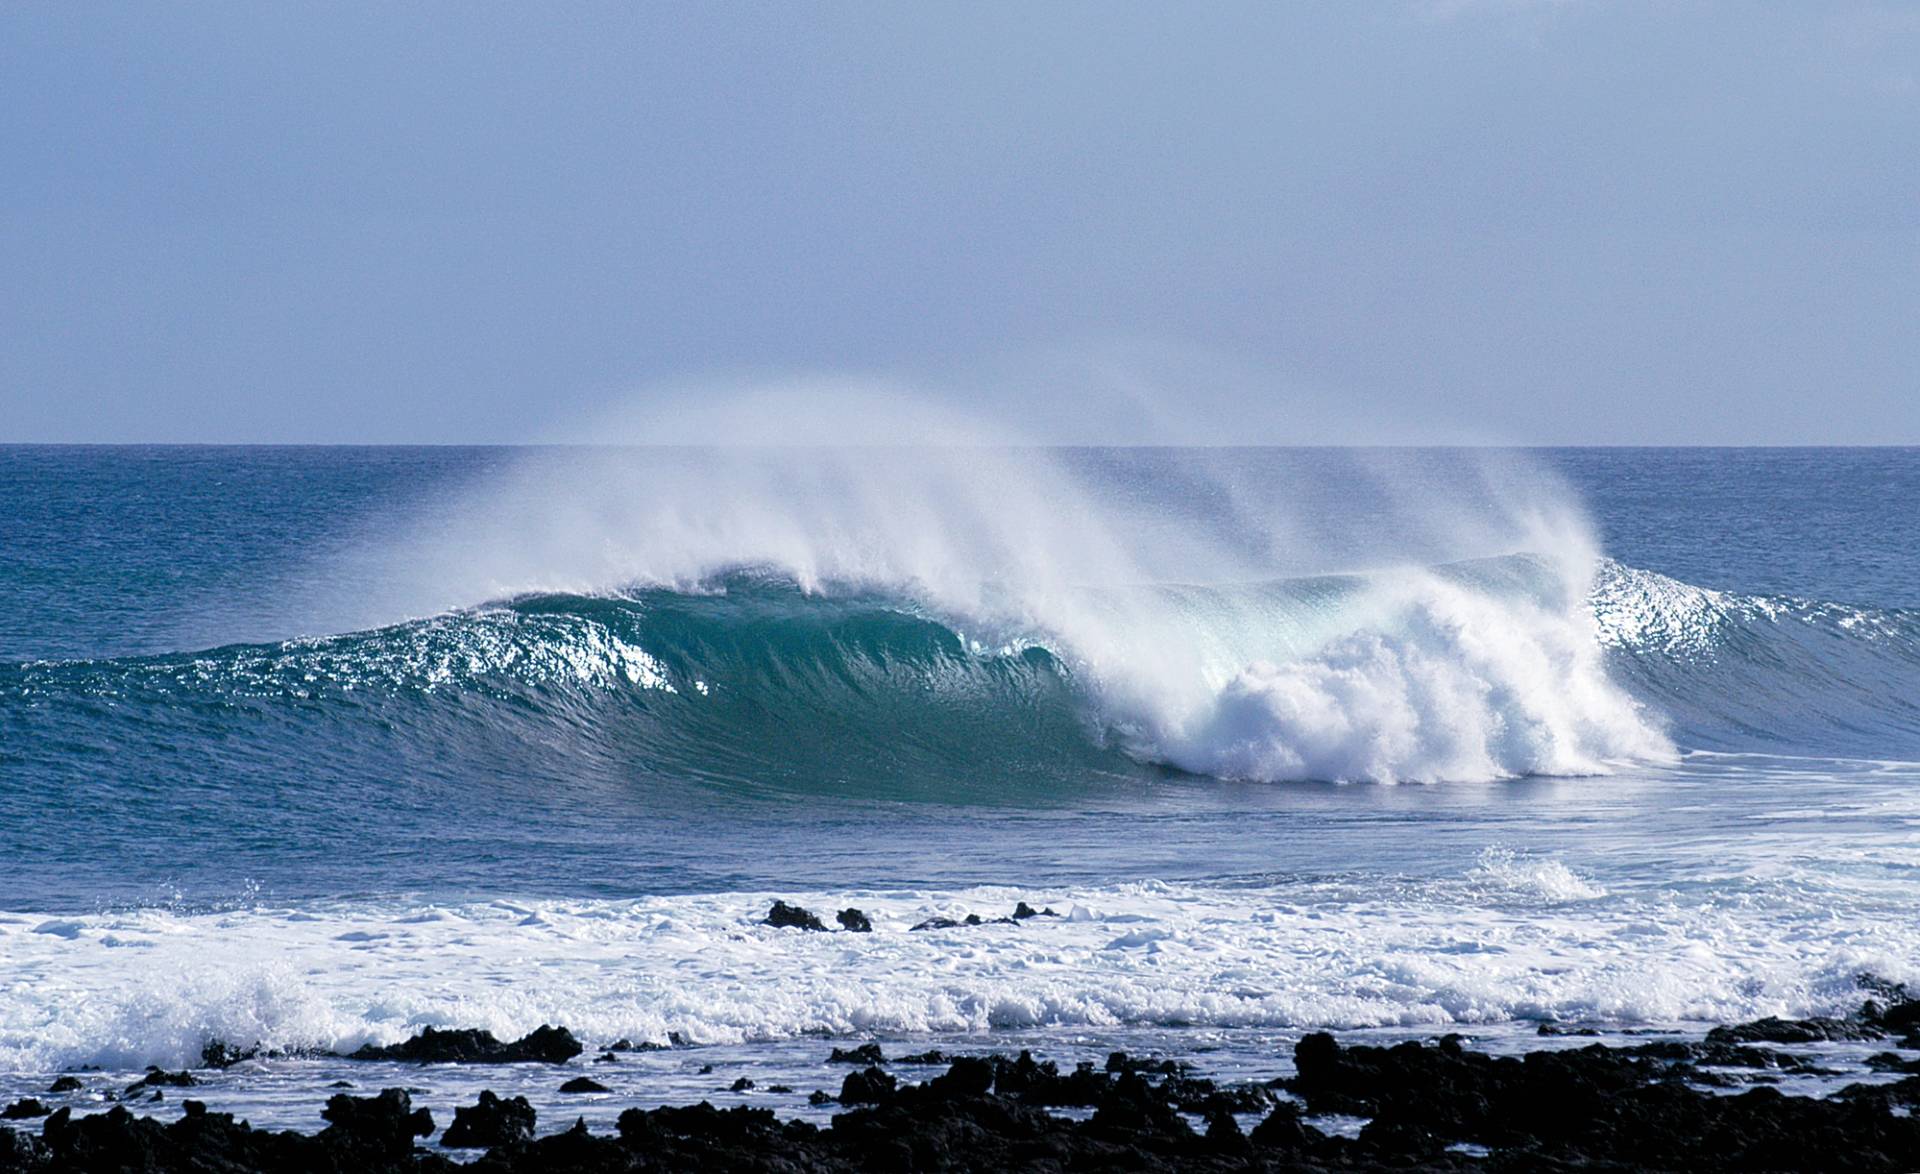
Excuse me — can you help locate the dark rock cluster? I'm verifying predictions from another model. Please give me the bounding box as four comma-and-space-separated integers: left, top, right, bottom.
761, 900, 827, 931
5, 991, 1920, 1171
348, 1025, 583, 1065
763, 900, 1056, 934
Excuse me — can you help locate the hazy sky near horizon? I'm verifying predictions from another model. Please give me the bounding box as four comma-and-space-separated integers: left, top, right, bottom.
2, 2, 1915, 445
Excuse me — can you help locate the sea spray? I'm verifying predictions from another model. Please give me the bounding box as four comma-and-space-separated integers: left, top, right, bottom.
302, 388, 1662, 784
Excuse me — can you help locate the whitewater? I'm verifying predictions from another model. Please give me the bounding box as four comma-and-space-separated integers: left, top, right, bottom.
3, 443, 1919, 1129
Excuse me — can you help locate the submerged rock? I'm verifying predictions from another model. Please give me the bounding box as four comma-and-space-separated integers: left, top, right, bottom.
126, 1068, 196, 1093
348, 1023, 582, 1064
909, 913, 983, 931
557, 1076, 608, 1093
46, 1077, 82, 1093
909, 904, 1046, 931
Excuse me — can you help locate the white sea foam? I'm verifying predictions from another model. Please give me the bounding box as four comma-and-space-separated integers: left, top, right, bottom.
1, 856, 1910, 1073
302, 388, 1671, 784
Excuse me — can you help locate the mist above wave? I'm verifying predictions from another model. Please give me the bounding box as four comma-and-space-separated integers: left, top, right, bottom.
265, 388, 1658, 785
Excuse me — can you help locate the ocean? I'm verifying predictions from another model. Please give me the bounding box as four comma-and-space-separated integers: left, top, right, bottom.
3, 445, 1917, 1130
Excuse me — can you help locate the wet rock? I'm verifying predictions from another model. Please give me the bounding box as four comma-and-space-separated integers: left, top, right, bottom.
319, 1087, 436, 1157
200, 1040, 259, 1068
927, 1056, 994, 1099
730, 1077, 755, 1092
593, 1050, 619, 1063
894, 1049, 950, 1064
46, 1076, 82, 1093
1289, 1030, 1920, 1171
558, 1076, 609, 1093
0, 1100, 48, 1121
441, 1089, 535, 1148
326, 1079, 355, 1088
1085, 1070, 1194, 1145
0, 1125, 43, 1168
25, 1024, 1920, 1172
349, 1023, 583, 1063
828, 1043, 886, 1065
989, 1051, 1103, 1106
766, 1084, 793, 1093
1249, 1102, 1311, 1151
126, 1067, 197, 1093
835, 907, 873, 932
1867, 1051, 1920, 1074
1011, 901, 1056, 919
1707, 1014, 1880, 1044
1203, 1107, 1251, 1155
808, 1089, 834, 1105
1538, 1022, 1601, 1036
764, 900, 827, 931
1106, 1050, 1185, 1076
837, 1066, 897, 1105
909, 912, 998, 931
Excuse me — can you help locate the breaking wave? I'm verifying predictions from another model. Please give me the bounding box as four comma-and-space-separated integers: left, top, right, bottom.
10, 551, 1918, 798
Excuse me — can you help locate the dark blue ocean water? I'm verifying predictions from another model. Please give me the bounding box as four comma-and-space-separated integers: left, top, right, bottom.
3, 446, 1918, 1099
2, 446, 1919, 907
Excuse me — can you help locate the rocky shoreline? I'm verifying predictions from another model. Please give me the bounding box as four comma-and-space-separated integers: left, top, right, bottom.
4, 986, 1920, 1172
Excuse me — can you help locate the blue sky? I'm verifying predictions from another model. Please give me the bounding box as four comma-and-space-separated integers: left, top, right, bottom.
2, 2, 1915, 443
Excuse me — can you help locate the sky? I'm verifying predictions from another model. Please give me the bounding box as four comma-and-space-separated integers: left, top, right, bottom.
1, 1, 1915, 445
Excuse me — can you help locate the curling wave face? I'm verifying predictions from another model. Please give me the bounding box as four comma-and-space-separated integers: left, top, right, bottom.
10, 553, 1920, 810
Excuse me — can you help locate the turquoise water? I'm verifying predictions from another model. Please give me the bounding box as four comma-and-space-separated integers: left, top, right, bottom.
1, 446, 1917, 1105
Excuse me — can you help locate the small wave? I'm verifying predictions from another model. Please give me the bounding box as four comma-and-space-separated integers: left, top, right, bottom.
1592, 561, 1920, 759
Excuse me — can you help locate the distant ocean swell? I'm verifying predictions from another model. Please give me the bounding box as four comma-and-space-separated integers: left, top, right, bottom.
6, 557, 1918, 793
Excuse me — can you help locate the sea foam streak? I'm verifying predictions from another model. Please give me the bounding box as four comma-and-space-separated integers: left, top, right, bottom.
3, 858, 1914, 1073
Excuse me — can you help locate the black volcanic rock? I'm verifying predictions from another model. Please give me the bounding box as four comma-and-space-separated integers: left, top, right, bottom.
319, 1088, 436, 1158
827, 1043, 885, 1065
46, 1077, 82, 1094
835, 907, 873, 932
349, 1023, 582, 1064
19, 1024, 1920, 1172
837, 1066, 897, 1105
200, 1040, 259, 1069
1707, 1014, 1880, 1044
1289, 1031, 1920, 1170
558, 1076, 609, 1093
126, 1068, 196, 1094
927, 1056, 994, 1100
0, 1100, 47, 1121
910, 913, 984, 931
764, 900, 827, 931
441, 1090, 534, 1148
